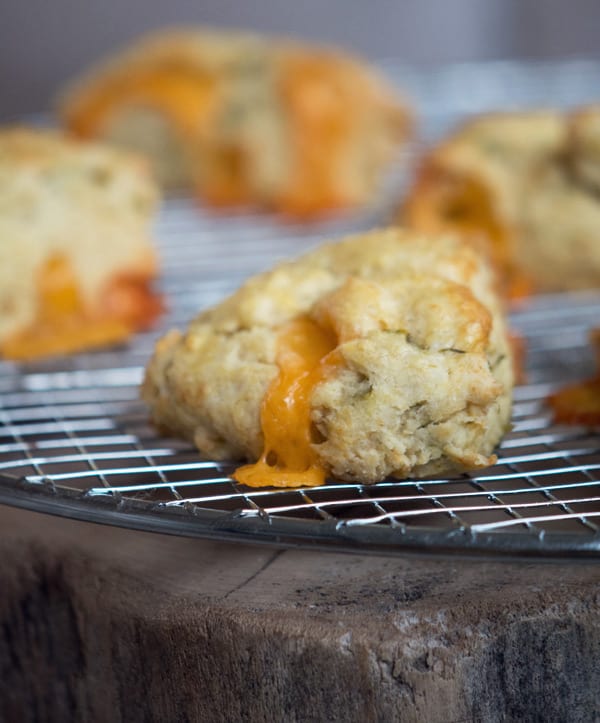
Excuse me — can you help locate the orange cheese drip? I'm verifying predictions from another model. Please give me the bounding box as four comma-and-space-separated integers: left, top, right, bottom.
68, 68, 218, 141
405, 171, 533, 299
277, 56, 355, 216
198, 146, 254, 207
1, 256, 160, 361
233, 317, 339, 488
548, 377, 600, 426
68, 69, 257, 207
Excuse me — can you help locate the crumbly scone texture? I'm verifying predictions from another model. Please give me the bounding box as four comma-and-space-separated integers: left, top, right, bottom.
403, 108, 600, 292
143, 228, 513, 484
59, 27, 410, 214
0, 127, 159, 344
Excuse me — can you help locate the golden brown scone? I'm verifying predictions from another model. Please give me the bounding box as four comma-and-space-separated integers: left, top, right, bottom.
401, 108, 600, 297
0, 127, 161, 360
59, 27, 410, 218
142, 228, 513, 488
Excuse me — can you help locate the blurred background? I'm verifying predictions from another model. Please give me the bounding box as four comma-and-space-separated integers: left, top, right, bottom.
2, 0, 600, 121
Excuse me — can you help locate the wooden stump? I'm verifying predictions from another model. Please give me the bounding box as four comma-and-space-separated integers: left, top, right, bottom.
1, 504, 599, 722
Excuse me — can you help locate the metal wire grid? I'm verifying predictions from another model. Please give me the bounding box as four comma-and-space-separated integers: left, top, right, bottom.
2, 59, 600, 557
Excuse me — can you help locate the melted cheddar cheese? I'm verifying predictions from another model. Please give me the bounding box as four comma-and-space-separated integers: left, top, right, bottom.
548, 377, 600, 426
405, 170, 533, 299
233, 316, 339, 488
68, 68, 218, 142
198, 146, 254, 207
278, 55, 355, 216
68, 68, 257, 206
1, 255, 160, 360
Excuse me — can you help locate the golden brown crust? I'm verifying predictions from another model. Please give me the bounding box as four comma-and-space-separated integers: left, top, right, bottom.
59, 27, 411, 217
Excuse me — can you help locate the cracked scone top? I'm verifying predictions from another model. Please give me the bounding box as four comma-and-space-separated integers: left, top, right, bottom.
142, 228, 513, 487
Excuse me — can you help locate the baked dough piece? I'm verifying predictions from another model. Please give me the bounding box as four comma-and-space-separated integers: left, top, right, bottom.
0, 127, 161, 360
142, 228, 513, 487
402, 108, 600, 296
59, 28, 410, 217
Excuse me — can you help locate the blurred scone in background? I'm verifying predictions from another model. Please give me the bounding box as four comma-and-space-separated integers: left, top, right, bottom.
0, 128, 161, 360
58, 28, 410, 217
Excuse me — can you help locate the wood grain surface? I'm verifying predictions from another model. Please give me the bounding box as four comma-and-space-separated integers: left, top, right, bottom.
1, 503, 599, 722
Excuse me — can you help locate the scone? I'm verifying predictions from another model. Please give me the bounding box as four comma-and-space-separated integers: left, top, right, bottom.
59, 27, 410, 217
401, 108, 600, 296
142, 228, 513, 488
0, 127, 161, 360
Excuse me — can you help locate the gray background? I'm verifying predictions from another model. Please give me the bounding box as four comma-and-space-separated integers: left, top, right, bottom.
1, 0, 600, 121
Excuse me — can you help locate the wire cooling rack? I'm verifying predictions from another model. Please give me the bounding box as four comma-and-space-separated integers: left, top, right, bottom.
3, 59, 600, 558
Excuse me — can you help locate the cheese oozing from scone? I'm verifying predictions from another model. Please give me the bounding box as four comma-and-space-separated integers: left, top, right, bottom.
402, 108, 600, 296
143, 228, 513, 487
234, 316, 340, 487
0, 127, 161, 360
59, 27, 410, 217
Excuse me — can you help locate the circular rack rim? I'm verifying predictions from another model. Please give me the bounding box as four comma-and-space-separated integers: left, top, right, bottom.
2, 474, 600, 560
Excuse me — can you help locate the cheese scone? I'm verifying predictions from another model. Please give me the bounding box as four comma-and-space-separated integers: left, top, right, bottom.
59, 28, 410, 218
401, 108, 600, 297
142, 228, 513, 487
0, 127, 161, 360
